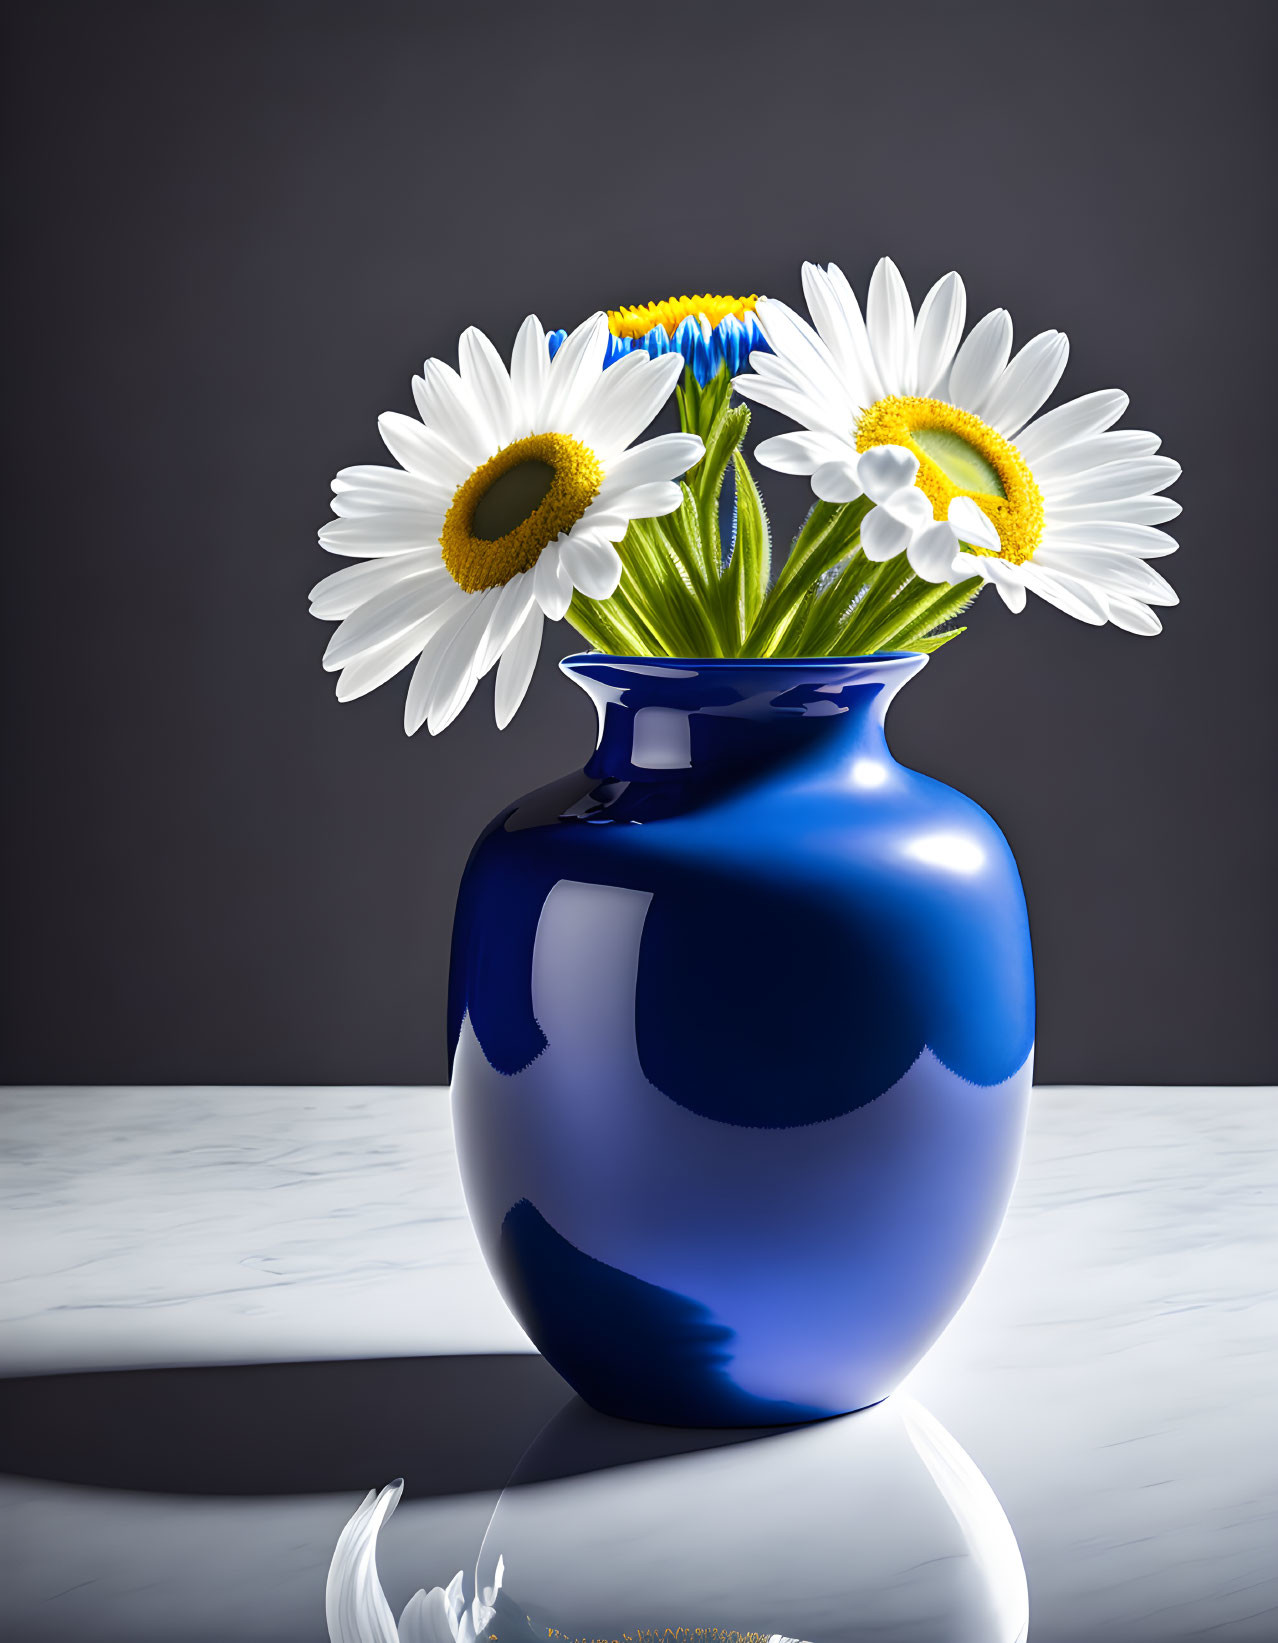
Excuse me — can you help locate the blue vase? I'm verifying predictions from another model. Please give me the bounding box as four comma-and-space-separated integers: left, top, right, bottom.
449, 653, 1034, 1427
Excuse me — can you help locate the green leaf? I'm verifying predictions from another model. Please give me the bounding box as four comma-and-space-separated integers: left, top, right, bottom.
831, 559, 914, 655
890, 580, 983, 649
910, 625, 967, 653
742, 497, 870, 656
722, 450, 772, 646
677, 365, 734, 444
784, 549, 876, 656
621, 517, 722, 657
567, 589, 648, 655
854, 574, 983, 654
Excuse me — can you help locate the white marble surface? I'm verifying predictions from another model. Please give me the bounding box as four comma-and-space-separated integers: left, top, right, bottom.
0, 1085, 528, 1374
2, 1084, 1277, 1641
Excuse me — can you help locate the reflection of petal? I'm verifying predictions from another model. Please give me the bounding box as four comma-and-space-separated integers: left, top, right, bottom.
901, 1397, 1029, 1643
325, 1482, 403, 1643
466, 1552, 505, 1638
397, 1579, 464, 1643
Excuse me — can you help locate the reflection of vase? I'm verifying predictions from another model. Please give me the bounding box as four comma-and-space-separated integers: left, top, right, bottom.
477, 1395, 1029, 1643
449, 654, 1034, 1427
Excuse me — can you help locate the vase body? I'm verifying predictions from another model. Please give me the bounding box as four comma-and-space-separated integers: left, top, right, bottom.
448, 653, 1034, 1427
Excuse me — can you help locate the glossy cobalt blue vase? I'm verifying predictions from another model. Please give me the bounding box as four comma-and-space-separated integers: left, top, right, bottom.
448, 653, 1034, 1427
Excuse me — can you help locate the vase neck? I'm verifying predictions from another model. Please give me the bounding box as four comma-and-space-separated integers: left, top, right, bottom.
561, 654, 927, 784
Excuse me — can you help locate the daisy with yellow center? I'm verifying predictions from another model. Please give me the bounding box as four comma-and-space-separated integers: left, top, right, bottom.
310, 313, 703, 734
734, 259, 1181, 633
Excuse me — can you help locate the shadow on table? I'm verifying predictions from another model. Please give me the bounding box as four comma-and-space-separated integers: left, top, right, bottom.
0, 1355, 780, 1498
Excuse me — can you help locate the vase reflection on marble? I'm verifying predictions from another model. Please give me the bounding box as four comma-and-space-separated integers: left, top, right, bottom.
448, 653, 1034, 1427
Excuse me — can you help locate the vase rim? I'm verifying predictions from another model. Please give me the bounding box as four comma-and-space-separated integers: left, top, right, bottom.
560, 650, 925, 673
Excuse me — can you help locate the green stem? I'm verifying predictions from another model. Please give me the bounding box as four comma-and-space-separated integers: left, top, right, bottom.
851, 574, 983, 654
742, 497, 871, 656
566, 593, 634, 655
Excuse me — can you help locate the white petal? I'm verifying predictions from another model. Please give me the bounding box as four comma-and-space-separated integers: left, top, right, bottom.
1104, 594, 1163, 636
427, 671, 481, 736
323, 575, 457, 670
406, 360, 492, 466
946, 309, 1012, 412
811, 458, 864, 502
984, 557, 1029, 612
912, 271, 966, 398
442, 1571, 467, 1630
1042, 520, 1178, 557
751, 296, 853, 414
325, 1483, 402, 1643
947, 494, 1001, 553
330, 485, 450, 523
737, 347, 809, 389
473, 571, 535, 676
1049, 493, 1182, 525
403, 600, 476, 735
594, 433, 704, 502
980, 331, 1069, 437
574, 351, 684, 453
883, 486, 935, 529
596, 479, 683, 521
425, 595, 494, 735
495, 604, 544, 728
540, 312, 609, 430
953, 547, 1025, 610
561, 536, 623, 598
823, 263, 886, 401
799, 263, 879, 405
377, 410, 474, 486
567, 348, 648, 437
1018, 561, 1108, 624
1034, 543, 1179, 605
1047, 455, 1181, 506
862, 500, 921, 562
534, 544, 574, 620
731, 370, 848, 435
865, 257, 914, 395
397, 1586, 458, 1643
332, 463, 457, 506
310, 552, 445, 619
856, 443, 920, 503
907, 520, 963, 583
318, 511, 443, 558
1031, 429, 1162, 486
753, 429, 853, 475
1014, 389, 1130, 464
335, 608, 457, 702
458, 325, 516, 446
509, 314, 548, 423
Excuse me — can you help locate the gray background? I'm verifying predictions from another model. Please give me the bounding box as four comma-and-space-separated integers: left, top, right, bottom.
2, 0, 1274, 1086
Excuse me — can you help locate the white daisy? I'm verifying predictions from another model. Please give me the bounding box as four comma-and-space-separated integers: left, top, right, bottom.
311, 314, 702, 733
733, 258, 1181, 634
325, 1479, 504, 1643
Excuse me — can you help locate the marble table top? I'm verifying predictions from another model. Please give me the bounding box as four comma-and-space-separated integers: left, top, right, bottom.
1, 1084, 1275, 1641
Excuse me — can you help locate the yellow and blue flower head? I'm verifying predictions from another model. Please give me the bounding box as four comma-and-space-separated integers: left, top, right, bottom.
549, 294, 771, 386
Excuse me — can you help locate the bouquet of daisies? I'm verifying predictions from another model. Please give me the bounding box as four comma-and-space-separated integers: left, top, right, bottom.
311, 261, 1180, 735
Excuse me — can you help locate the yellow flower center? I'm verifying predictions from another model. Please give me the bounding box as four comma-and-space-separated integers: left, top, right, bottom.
855, 395, 1044, 564
440, 432, 604, 593
607, 293, 759, 340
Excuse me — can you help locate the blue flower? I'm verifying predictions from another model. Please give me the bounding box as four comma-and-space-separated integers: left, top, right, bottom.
548, 307, 772, 385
